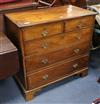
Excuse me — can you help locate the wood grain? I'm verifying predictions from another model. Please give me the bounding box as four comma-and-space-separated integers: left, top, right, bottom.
65, 16, 95, 32
0, 33, 19, 79
24, 28, 92, 56
25, 40, 91, 73
5, 5, 96, 100
5, 5, 96, 27
27, 55, 89, 90
22, 22, 63, 41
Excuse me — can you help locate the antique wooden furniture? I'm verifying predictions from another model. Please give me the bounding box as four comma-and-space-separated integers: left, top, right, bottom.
0, 0, 65, 32
5, 5, 96, 101
0, 32, 19, 79
0, 0, 19, 4
0, 0, 89, 32
0, 0, 38, 32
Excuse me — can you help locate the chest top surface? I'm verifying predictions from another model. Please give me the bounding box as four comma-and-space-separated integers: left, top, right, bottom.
5, 5, 96, 27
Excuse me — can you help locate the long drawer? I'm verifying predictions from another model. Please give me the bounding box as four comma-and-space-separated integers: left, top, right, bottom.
65, 16, 94, 32
25, 40, 91, 73
27, 55, 88, 90
23, 28, 92, 56
22, 22, 63, 41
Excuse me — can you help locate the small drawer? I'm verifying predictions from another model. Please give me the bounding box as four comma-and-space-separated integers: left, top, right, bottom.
22, 22, 63, 41
23, 28, 92, 56
65, 16, 95, 32
27, 55, 88, 90
25, 40, 91, 73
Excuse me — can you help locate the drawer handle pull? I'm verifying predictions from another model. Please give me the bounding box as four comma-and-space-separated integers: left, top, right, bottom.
41, 43, 48, 48
74, 49, 80, 54
42, 74, 49, 80
41, 59, 48, 64
41, 31, 48, 37
73, 64, 79, 69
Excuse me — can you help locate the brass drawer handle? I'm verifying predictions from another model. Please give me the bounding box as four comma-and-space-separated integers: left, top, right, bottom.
74, 49, 80, 54
41, 59, 48, 64
41, 42, 48, 48
41, 30, 48, 37
42, 74, 49, 80
73, 63, 79, 69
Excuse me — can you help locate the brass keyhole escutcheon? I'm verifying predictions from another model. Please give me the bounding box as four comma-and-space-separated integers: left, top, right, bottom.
42, 74, 49, 80
74, 49, 80, 54
73, 63, 79, 69
41, 59, 48, 64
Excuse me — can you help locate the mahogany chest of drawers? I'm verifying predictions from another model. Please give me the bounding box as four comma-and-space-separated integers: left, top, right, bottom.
0, 32, 19, 79
5, 5, 96, 100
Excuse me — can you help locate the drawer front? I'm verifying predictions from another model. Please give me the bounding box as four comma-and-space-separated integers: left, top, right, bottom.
27, 55, 88, 90
25, 40, 91, 73
24, 28, 92, 56
65, 16, 94, 32
22, 22, 63, 41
